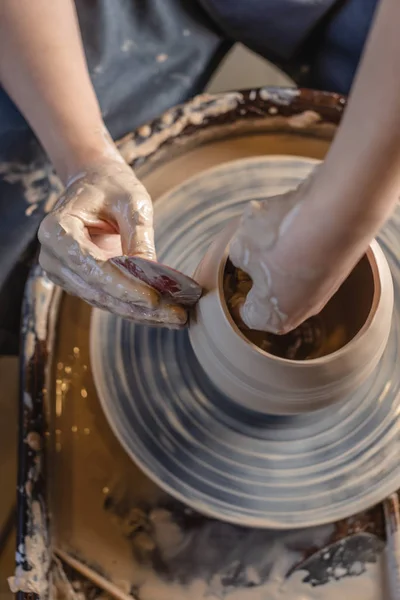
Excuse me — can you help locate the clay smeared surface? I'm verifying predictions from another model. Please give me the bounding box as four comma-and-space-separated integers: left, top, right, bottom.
0, 161, 62, 217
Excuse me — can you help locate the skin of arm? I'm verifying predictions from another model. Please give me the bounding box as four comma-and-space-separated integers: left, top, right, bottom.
0, 0, 112, 183
230, 0, 400, 333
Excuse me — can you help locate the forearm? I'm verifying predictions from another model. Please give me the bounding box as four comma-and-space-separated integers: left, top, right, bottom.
327, 1, 400, 209
311, 0, 400, 251
0, 0, 117, 183
273, 0, 400, 283
231, 0, 400, 333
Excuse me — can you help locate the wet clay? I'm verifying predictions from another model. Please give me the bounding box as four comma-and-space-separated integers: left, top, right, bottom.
224, 255, 375, 360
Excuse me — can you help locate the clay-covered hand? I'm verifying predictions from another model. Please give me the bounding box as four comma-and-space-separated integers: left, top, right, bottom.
38, 158, 187, 327
229, 172, 372, 335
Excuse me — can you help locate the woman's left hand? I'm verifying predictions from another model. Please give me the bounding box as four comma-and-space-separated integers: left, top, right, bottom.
228, 173, 370, 335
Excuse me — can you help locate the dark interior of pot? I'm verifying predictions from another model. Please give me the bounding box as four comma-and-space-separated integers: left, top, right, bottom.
223, 253, 375, 360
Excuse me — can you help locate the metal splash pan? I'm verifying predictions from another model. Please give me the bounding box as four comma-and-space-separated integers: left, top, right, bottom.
15, 89, 392, 600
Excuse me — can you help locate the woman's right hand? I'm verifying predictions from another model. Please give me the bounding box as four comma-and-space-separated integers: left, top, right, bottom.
38, 156, 191, 327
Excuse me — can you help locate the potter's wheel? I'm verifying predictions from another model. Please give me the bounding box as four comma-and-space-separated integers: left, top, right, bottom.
90, 156, 400, 529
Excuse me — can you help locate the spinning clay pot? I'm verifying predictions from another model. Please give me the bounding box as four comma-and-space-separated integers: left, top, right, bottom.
189, 219, 394, 415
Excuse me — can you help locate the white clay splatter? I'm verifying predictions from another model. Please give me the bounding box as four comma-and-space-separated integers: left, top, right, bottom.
136, 546, 385, 600
121, 39, 135, 52
25, 203, 38, 216
288, 111, 322, 129
0, 161, 62, 214
259, 87, 300, 106
93, 64, 104, 75
120, 93, 244, 164
23, 269, 55, 362
9, 501, 50, 596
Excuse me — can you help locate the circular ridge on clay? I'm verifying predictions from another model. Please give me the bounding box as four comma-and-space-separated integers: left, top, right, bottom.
90, 156, 400, 529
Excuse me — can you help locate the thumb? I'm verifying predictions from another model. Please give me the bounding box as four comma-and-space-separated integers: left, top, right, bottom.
119, 220, 156, 259
116, 188, 156, 259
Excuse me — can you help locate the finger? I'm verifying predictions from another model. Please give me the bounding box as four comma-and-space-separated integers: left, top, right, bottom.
240, 286, 287, 334
39, 213, 160, 309
115, 184, 156, 259
40, 248, 187, 326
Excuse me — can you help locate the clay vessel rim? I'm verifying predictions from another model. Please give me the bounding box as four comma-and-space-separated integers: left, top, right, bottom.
217, 244, 381, 366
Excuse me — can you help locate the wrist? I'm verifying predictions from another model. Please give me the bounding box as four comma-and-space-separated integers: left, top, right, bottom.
48, 122, 125, 185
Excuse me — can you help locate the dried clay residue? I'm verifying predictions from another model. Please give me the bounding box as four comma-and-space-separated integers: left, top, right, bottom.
11, 268, 56, 596
259, 87, 300, 106
24, 268, 55, 362
224, 259, 326, 360
0, 161, 62, 216
9, 409, 50, 595
101, 496, 387, 600
120, 92, 243, 164
8, 500, 50, 597
287, 110, 322, 129
137, 556, 386, 600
